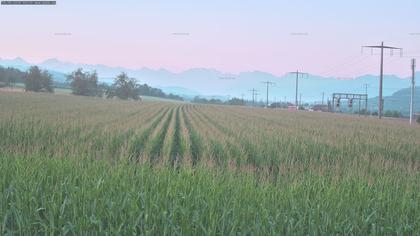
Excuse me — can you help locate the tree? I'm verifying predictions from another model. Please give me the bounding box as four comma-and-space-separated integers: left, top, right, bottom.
67, 68, 99, 96
192, 96, 223, 104
355, 109, 370, 115
226, 98, 245, 106
136, 83, 183, 101
96, 83, 110, 98
107, 72, 140, 100
24, 66, 54, 93
0, 66, 26, 86
41, 71, 54, 92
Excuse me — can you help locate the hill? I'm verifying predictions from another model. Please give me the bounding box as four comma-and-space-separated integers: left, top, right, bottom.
368, 87, 420, 116
1, 57, 417, 101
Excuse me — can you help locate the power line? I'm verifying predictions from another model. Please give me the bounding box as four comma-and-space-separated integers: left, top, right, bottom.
320, 55, 372, 77
320, 52, 411, 80
317, 54, 367, 76
368, 86, 408, 90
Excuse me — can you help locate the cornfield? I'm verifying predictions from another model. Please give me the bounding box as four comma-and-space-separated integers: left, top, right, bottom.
1, 92, 419, 235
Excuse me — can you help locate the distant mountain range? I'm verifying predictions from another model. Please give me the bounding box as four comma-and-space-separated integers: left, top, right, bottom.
1, 57, 418, 102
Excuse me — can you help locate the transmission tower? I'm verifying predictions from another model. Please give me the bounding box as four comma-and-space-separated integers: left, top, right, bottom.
363, 83, 369, 95
410, 59, 416, 125
362, 42, 403, 119
299, 93, 302, 107
249, 89, 258, 106
255, 92, 260, 104
289, 70, 308, 108
262, 81, 275, 108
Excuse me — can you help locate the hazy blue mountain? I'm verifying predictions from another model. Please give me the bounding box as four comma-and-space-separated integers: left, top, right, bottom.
0, 57, 31, 70
368, 87, 420, 116
1, 57, 417, 101
40, 58, 130, 77
0, 57, 68, 83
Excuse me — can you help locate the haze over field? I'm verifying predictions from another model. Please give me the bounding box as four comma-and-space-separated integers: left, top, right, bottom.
0, 57, 418, 103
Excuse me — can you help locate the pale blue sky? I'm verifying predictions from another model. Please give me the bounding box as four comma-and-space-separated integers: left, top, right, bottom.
0, 0, 419, 76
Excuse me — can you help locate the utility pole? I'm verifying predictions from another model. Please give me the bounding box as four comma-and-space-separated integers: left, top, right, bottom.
249, 89, 257, 106
299, 93, 302, 107
363, 84, 369, 117
363, 83, 369, 95
262, 81, 275, 108
289, 70, 308, 108
410, 59, 416, 125
274, 96, 277, 109
370, 104, 373, 117
362, 42, 402, 119
255, 92, 260, 105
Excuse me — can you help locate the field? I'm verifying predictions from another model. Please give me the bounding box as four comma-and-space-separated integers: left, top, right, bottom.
1, 92, 419, 235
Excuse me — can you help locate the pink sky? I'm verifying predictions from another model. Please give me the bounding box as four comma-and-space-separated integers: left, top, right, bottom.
0, 0, 419, 77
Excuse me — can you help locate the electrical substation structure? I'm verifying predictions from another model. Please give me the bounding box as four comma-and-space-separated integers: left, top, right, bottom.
332, 93, 368, 116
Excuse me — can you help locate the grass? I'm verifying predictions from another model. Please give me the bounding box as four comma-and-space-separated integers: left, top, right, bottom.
1, 92, 419, 235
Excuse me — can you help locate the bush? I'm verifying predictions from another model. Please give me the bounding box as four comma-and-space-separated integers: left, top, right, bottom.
417, 116, 420, 124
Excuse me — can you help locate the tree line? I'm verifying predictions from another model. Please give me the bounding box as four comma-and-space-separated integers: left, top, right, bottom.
0, 66, 27, 86
0, 66, 183, 101
192, 96, 247, 106
66, 69, 183, 101
0, 66, 54, 92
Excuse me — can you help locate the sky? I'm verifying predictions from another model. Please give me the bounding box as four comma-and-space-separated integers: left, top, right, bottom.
0, 0, 419, 77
